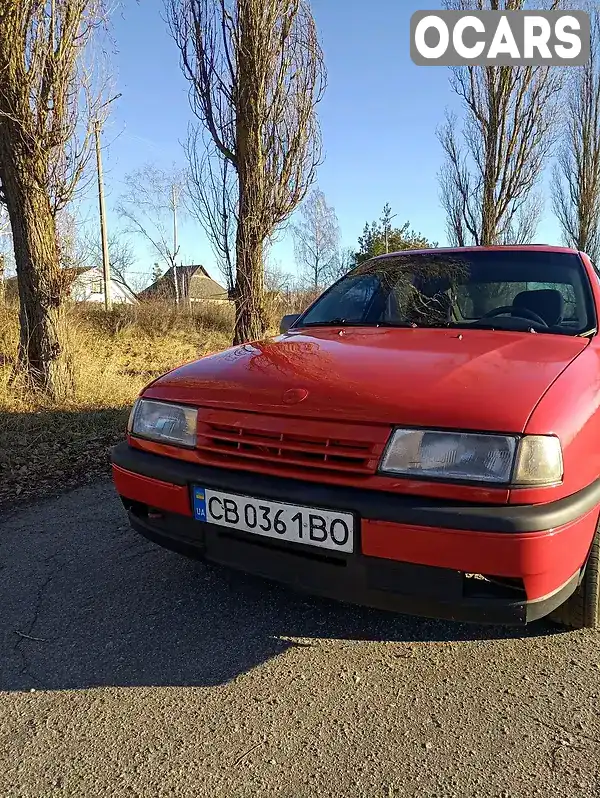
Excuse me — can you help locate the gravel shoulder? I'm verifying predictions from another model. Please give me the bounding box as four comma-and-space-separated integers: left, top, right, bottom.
1, 481, 599, 797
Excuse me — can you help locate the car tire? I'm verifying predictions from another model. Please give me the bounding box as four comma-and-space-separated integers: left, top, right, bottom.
549, 523, 600, 630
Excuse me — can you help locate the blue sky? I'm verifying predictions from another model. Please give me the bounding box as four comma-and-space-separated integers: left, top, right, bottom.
97, 0, 561, 286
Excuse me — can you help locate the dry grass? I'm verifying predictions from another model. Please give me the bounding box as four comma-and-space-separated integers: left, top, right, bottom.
1, 300, 234, 412
0, 300, 234, 510
0, 293, 316, 511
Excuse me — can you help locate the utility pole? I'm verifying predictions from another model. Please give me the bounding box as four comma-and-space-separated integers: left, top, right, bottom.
94, 119, 111, 311
172, 184, 180, 306
94, 93, 121, 311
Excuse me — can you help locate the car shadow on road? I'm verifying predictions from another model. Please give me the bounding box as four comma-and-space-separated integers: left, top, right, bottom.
1, 492, 563, 693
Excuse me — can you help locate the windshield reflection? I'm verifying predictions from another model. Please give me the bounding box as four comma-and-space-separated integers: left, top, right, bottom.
296, 250, 593, 336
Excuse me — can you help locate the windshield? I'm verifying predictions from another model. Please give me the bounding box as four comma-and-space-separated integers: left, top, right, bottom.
296, 250, 596, 336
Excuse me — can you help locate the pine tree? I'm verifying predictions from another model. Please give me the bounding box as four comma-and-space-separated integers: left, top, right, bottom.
152, 262, 163, 282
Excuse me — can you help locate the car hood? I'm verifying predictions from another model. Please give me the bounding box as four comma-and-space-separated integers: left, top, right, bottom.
144, 327, 589, 432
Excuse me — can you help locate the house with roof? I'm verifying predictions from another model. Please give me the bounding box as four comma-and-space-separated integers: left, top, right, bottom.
4, 266, 137, 305
68, 267, 137, 304
138, 264, 230, 305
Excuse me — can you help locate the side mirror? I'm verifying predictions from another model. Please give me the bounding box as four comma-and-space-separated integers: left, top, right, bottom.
280, 313, 300, 333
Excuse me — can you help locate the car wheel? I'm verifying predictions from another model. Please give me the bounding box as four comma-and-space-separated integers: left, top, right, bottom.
549, 522, 600, 630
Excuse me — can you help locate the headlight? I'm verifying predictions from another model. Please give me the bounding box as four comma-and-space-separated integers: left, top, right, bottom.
379, 429, 563, 485
128, 398, 197, 448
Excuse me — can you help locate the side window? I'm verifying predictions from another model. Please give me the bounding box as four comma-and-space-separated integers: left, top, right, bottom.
300, 275, 380, 324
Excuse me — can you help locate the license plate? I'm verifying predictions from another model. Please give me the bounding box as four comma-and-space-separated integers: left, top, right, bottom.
192, 487, 355, 554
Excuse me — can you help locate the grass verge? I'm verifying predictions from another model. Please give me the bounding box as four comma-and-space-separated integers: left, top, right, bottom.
0, 301, 233, 512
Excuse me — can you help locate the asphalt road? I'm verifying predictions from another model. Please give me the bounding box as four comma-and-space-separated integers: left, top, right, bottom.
1, 482, 599, 798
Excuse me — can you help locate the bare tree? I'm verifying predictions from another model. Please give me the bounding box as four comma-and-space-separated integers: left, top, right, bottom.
292, 188, 340, 289
53, 208, 88, 273
264, 262, 293, 293
330, 246, 355, 281
185, 129, 237, 293
166, 0, 326, 344
0, 1, 107, 398
82, 228, 139, 292
49, 210, 141, 294
553, 12, 600, 262
117, 163, 186, 301
102, 234, 137, 292
438, 0, 563, 247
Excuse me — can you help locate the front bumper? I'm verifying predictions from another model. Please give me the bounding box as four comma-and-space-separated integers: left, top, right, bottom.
111, 442, 600, 625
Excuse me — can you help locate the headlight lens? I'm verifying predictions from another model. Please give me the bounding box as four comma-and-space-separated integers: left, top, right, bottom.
128, 398, 197, 448
379, 429, 562, 485
380, 429, 517, 483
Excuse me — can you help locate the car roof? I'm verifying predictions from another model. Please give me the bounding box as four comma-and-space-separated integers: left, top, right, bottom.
372, 245, 582, 260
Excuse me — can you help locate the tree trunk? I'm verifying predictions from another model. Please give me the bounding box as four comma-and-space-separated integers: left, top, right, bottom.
0, 254, 5, 305
2, 164, 74, 400
480, 179, 497, 246
234, 212, 266, 345
233, 128, 267, 343
481, 84, 499, 246
477, 128, 498, 247
232, 2, 268, 346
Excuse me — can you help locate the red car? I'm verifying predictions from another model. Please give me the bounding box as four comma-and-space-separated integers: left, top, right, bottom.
111, 246, 600, 628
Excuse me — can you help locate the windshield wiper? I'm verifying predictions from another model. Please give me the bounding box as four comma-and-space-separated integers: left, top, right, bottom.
375, 321, 419, 328
448, 321, 555, 334
300, 319, 368, 327
300, 319, 418, 328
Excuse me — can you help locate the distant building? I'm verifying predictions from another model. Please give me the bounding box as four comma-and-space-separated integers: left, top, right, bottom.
138, 264, 230, 305
4, 266, 137, 305
68, 267, 137, 304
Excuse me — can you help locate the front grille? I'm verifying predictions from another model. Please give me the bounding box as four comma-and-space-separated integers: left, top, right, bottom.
196, 414, 385, 476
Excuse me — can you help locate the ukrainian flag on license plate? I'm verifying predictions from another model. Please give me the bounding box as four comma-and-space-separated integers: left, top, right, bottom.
193, 488, 207, 522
